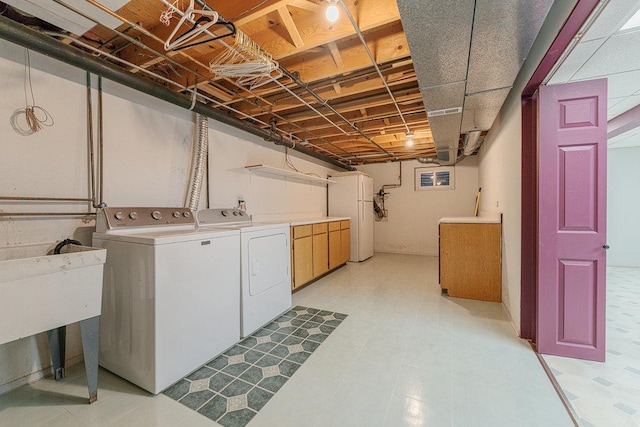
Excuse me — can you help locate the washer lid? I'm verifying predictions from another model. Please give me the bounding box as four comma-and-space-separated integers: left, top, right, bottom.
93, 227, 238, 245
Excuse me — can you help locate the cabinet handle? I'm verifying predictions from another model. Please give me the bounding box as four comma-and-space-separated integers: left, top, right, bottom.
603, 244, 610, 250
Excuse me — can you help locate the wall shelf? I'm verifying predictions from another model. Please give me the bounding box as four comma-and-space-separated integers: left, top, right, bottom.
245, 164, 336, 186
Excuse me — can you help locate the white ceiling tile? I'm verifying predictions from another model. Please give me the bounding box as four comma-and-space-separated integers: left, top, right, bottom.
583, 0, 640, 41
606, 69, 640, 98
574, 31, 640, 79
549, 39, 604, 83
607, 94, 640, 119
608, 133, 640, 148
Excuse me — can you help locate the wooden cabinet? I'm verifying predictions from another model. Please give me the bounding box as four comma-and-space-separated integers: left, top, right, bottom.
328, 221, 341, 270
291, 219, 350, 290
312, 223, 329, 277
291, 225, 313, 290
340, 220, 350, 264
439, 221, 501, 302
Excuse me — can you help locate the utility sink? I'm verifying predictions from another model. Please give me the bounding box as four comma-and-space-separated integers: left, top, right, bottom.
0, 243, 106, 403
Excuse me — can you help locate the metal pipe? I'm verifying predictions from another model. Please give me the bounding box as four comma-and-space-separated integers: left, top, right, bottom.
50, 32, 351, 162
0, 196, 94, 202
154, 0, 357, 160
382, 161, 402, 192
86, 72, 97, 208
280, 68, 396, 159
82, 0, 276, 109
0, 16, 354, 171
98, 76, 105, 207
0, 212, 96, 217
338, 0, 410, 135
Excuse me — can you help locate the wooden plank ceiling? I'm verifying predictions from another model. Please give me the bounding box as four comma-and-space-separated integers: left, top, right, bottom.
68, 0, 437, 165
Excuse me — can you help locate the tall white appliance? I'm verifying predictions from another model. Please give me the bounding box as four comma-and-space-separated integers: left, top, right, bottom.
328, 171, 374, 262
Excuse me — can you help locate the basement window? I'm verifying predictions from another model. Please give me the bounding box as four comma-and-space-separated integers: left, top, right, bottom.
415, 167, 455, 191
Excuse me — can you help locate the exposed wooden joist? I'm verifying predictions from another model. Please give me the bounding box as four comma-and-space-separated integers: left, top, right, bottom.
276, 7, 304, 48
327, 41, 343, 68
235, 0, 295, 26
289, 0, 322, 13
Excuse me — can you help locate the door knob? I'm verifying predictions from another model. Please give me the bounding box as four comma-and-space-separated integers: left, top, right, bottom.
603, 245, 610, 250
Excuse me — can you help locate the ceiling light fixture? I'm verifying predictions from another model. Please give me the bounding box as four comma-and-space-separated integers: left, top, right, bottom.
620, 8, 640, 31
326, 0, 339, 23
406, 132, 414, 147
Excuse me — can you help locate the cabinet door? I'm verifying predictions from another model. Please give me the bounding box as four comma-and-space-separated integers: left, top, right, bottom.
340, 228, 350, 264
312, 232, 329, 277
292, 236, 313, 289
439, 223, 501, 302
328, 230, 341, 270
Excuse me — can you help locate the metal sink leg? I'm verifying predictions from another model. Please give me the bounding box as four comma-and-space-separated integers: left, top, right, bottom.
80, 316, 100, 404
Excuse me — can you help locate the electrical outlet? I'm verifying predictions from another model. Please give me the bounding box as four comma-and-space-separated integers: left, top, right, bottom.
237, 194, 246, 211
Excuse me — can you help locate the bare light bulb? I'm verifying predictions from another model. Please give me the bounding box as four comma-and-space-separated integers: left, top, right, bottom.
406, 132, 414, 146
326, 4, 339, 22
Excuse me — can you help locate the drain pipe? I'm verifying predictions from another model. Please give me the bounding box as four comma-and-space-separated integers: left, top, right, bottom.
0, 16, 355, 172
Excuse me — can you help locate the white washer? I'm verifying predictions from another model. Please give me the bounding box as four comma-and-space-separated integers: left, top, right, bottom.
92, 207, 240, 394
197, 209, 292, 337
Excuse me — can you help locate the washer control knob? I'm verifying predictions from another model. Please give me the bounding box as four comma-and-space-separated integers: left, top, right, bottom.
238, 211, 244, 216
114, 211, 124, 220
173, 211, 181, 218
221, 210, 228, 217
233, 211, 238, 216
183, 211, 191, 218
129, 212, 138, 220
151, 210, 162, 220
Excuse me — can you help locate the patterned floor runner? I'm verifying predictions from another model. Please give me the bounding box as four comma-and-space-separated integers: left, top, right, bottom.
163, 306, 347, 427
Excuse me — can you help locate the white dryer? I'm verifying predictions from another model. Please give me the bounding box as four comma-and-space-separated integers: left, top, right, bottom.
197, 209, 291, 337
92, 207, 240, 394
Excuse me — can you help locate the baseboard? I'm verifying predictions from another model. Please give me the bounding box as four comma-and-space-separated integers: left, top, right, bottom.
501, 300, 521, 336
374, 250, 438, 256
0, 354, 84, 397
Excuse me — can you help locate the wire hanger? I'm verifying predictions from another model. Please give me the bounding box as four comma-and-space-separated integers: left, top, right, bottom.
164, 0, 235, 51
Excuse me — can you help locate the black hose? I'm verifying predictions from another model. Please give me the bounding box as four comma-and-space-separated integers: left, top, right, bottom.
53, 239, 82, 254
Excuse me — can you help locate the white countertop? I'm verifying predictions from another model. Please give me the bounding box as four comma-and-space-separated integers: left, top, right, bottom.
250, 212, 350, 226
438, 215, 501, 224
289, 217, 351, 226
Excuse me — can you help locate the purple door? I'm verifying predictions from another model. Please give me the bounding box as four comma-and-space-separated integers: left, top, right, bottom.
537, 79, 607, 361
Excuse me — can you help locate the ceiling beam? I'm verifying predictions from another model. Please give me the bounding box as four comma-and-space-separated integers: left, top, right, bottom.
327, 41, 344, 68
276, 7, 305, 48
290, 0, 322, 13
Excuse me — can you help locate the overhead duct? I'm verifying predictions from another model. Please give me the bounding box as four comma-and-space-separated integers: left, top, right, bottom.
462, 131, 483, 156
0, 15, 355, 171
416, 156, 440, 165
2, 0, 129, 35
397, 0, 555, 164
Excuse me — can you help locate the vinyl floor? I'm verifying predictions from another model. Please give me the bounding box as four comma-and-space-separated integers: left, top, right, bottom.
0, 253, 573, 426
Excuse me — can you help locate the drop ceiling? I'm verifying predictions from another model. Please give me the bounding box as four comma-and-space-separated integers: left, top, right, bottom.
548, 0, 640, 149
0, 0, 558, 165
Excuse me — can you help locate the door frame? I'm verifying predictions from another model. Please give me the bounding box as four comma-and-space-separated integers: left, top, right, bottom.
520, 0, 602, 341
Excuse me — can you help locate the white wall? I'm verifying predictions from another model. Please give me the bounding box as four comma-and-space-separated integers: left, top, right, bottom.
607, 146, 640, 267
359, 157, 479, 256
0, 39, 338, 394
477, 0, 579, 334
477, 102, 522, 333
207, 124, 334, 216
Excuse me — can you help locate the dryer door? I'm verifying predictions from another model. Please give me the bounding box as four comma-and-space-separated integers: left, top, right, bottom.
246, 232, 290, 295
